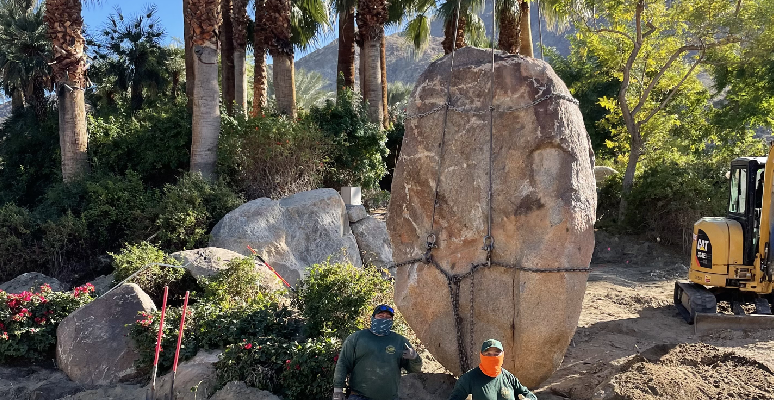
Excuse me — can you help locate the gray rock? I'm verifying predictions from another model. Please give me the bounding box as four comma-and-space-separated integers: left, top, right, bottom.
0, 366, 85, 400
171, 247, 286, 292
594, 166, 618, 183
388, 47, 595, 387
210, 188, 362, 285
211, 381, 281, 400
398, 373, 456, 400
87, 274, 114, 296
0, 272, 66, 293
58, 384, 146, 400
351, 216, 393, 271
347, 204, 369, 223
154, 350, 222, 400
56, 283, 156, 385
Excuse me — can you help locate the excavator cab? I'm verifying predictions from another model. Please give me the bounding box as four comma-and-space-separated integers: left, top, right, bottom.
675, 152, 774, 333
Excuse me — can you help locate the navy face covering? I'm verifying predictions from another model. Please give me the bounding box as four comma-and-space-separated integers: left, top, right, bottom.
369, 317, 394, 336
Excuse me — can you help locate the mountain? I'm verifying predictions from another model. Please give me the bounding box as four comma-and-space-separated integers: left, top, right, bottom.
296, 4, 573, 91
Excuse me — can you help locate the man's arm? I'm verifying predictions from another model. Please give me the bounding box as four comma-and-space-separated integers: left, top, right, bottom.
513, 377, 537, 400
333, 333, 357, 389
447, 374, 470, 400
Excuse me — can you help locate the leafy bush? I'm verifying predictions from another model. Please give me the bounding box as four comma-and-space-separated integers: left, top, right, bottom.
110, 242, 200, 306
292, 261, 392, 339
279, 337, 341, 400
0, 204, 43, 282
130, 305, 199, 376
216, 339, 297, 392
219, 113, 331, 200
200, 257, 284, 308
0, 283, 94, 363
155, 173, 244, 251
307, 89, 388, 191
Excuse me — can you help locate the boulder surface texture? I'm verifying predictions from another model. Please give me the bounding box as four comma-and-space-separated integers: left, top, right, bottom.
0, 272, 66, 293
210, 188, 362, 285
170, 247, 285, 292
155, 350, 222, 400
56, 283, 156, 385
351, 216, 393, 271
387, 47, 596, 387
211, 381, 281, 400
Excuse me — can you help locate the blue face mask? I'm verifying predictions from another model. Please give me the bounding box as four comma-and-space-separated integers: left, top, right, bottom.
369, 317, 393, 336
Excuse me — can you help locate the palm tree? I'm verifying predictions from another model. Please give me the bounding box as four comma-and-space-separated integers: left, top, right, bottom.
0, 0, 51, 118
43, 0, 99, 182
251, 0, 268, 116
334, 0, 357, 94
356, 0, 388, 125
221, 0, 235, 113
232, 0, 248, 111
518, 0, 532, 56
186, 0, 221, 180
497, 0, 519, 53
184, 0, 194, 112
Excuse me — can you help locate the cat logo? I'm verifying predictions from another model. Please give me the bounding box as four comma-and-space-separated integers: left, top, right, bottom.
705, 275, 711, 283
386, 345, 396, 354
500, 387, 511, 398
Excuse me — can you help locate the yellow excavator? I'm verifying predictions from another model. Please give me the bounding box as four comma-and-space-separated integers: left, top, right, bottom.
675, 146, 774, 334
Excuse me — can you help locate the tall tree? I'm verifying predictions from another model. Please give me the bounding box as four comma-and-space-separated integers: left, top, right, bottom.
518, 0, 532, 56
251, 0, 268, 116
266, 0, 295, 117
356, 0, 388, 125
335, 0, 357, 94
187, 0, 221, 180
232, 0, 248, 111
0, 0, 51, 118
498, 0, 520, 53
184, 0, 194, 112
572, 0, 752, 220
44, 0, 94, 182
221, 0, 236, 113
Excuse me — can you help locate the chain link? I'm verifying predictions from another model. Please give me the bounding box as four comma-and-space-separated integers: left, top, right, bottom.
404, 92, 579, 120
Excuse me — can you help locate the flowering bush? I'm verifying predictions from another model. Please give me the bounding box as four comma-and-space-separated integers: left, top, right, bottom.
279, 337, 341, 400
0, 283, 94, 362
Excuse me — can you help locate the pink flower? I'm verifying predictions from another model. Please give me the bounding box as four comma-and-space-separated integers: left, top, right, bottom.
40, 283, 52, 293
21, 292, 32, 302
243, 343, 253, 350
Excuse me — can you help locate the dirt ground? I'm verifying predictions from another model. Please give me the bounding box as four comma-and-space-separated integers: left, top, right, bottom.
534, 232, 774, 400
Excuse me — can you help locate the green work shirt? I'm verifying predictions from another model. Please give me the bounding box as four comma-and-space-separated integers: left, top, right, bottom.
448, 367, 537, 400
333, 329, 423, 400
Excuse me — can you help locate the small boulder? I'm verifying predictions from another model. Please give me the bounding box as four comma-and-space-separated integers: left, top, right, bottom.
87, 274, 115, 296
170, 247, 285, 292
351, 216, 393, 271
398, 373, 456, 400
0, 272, 66, 293
56, 283, 156, 385
594, 166, 618, 183
211, 381, 281, 400
347, 204, 369, 223
210, 188, 362, 285
154, 350, 222, 400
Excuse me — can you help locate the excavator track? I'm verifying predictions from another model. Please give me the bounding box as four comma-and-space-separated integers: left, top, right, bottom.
674, 281, 717, 324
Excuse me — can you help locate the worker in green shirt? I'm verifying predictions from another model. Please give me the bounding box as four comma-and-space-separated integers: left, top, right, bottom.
332, 304, 422, 400
448, 339, 537, 400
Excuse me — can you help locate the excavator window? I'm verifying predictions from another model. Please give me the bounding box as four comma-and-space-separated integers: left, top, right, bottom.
729, 167, 747, 214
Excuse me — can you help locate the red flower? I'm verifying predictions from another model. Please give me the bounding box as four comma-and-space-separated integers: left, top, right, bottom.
0, 322, 4, 330
34, 317, 46, 325
295, 364, 300, 370
21, 292, 32, 302
40, 283, 52, 293
85, 283, 95, 292
243, 343, 253, 350
285, 360, 291, 364
333, 355, 339, 362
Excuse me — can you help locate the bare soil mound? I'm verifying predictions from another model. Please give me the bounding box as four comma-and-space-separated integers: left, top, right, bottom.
594, 343, 774, 400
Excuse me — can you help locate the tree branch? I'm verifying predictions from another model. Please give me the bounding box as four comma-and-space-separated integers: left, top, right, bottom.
631, 44, 702, 116
592, 28, 635, 43
618, 1, 645, 139
639, 51, 705, 127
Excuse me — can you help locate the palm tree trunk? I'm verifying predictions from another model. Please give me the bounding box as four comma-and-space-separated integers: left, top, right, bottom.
251, 0, 268, 117
221, 0, 236, 114
184, 0, 195, 113
498, 4, 519, 54
358, 39, 366, 96
381, 32, 388, 128
518, 0, 533, 57
188, 0, 222, 180
362, 38, 383, 125
337, 7, 356, 94
130, 79, 143, 111
272, 53, 296, 117
44, 0, 89, 182
442, 12, 466, 55
233, 0, 249, 112
10, 88, 23, 114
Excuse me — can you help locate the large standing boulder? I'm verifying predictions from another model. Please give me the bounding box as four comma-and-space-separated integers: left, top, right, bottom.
0, 272, 66, 293
351, 216, 393, 271
210, 188, 362, 285
56, 283, 156, 385
388, 47, 595, 387
170, 247, 285, 292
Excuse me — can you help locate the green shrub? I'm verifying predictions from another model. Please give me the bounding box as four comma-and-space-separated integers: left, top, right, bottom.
307, 89, 388, 191
40, 211, 91, 280
216, 339, 296, 392
292, 261, 392, 339
0, 283, 95, 363
155, 173, 243, 251
219, 113, 331, 200
0, 204, 43, 282
130, 305, 199, 377
200, 257, 285, 308
279, 337, 341, 400
110, 242, 199, 306
88, 101, 192, 186
194, 302, 301, 349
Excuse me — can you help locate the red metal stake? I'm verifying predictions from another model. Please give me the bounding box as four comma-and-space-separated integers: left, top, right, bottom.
170, 291, 189, 400
247, 245, 293, 290
148, 286, 168, 400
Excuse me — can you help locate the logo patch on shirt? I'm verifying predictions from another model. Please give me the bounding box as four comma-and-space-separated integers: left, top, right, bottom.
501, 387, 511, 398
386, 345, 396, 354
